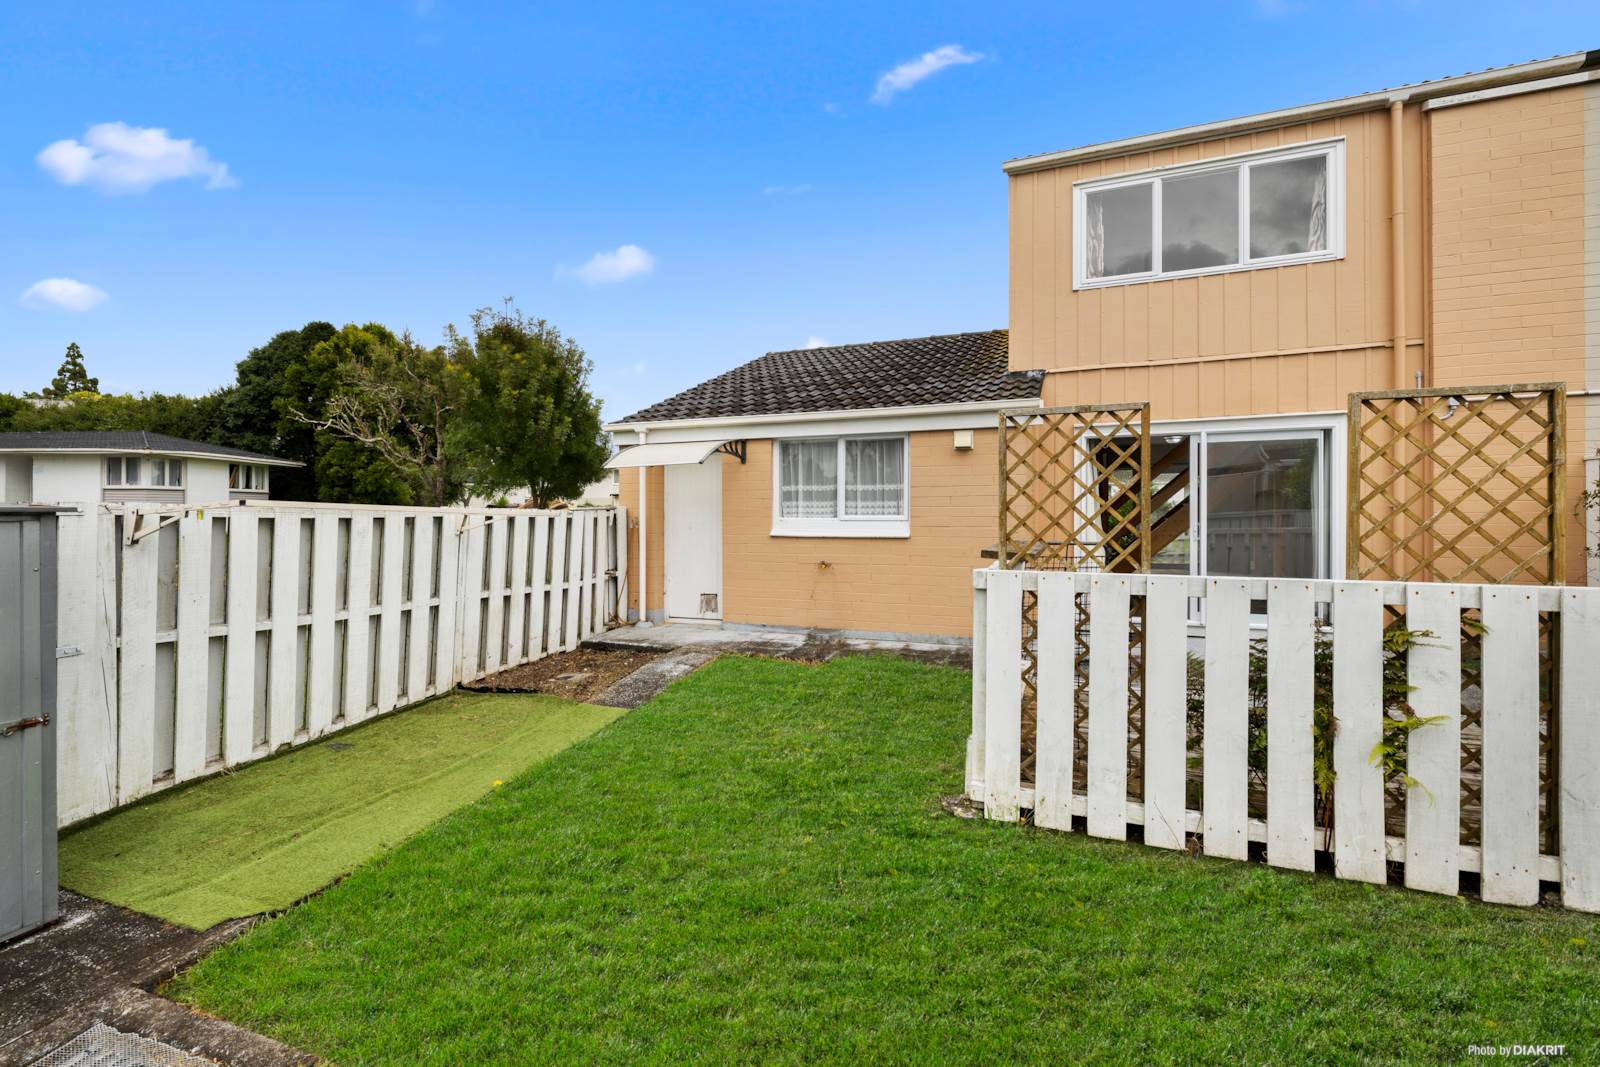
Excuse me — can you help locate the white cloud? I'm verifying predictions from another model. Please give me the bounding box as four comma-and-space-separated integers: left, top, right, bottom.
570, 244, 655, 284
37, 122, 236, 195
763, 184, 813, 196
872, 44, 984, 104
19, 277, 108, 313
803, 336, 830, 349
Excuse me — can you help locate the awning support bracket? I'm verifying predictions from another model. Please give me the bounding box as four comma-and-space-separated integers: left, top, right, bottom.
713, 440, 747, 464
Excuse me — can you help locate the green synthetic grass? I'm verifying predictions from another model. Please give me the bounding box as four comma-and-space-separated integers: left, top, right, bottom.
171, 656, 1599, 1064
61, 691, 623, 929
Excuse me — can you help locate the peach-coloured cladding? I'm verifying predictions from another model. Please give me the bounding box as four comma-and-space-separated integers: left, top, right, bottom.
1429, 83, 1589, 583
1011, 107, 1429, 418
618, 430, 998, 637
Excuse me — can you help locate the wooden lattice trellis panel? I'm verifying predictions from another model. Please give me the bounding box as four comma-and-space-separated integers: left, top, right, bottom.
1348, 383, 1566, 584
1351, 383, 1566, 856
999, 404, 1152, 572
1001, 405, 1152, 798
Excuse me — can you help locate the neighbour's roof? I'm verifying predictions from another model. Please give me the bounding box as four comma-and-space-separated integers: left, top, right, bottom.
0, 431, 301, 466
614, 329, 1041, 424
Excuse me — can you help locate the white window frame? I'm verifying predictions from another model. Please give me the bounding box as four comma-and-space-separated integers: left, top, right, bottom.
1072, 138, 1345, 290
771, 433, 911, 539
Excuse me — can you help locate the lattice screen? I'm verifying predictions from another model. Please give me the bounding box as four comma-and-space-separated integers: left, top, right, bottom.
1350, 383, 1566, 854
1348, 383, 1565, 584
999, 404, 1152, 573
1000, 404, 1153, 797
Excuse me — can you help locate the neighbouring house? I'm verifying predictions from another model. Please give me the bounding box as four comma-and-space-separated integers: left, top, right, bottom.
611, 48, 1600, 639
0, 431, 300, 506
606, 332, 1042, 637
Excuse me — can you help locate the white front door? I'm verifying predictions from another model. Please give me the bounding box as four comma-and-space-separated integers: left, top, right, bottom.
664, 459, 723, 620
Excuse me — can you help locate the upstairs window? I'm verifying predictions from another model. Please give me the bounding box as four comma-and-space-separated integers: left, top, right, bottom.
229, 463, 269, 491
1075, 140, 1343, 288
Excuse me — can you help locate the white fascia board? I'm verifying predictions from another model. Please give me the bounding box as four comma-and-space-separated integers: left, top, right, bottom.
1423, 68, 1600, 111
1004, 51, 1591, 175
606, 398, 1040, 445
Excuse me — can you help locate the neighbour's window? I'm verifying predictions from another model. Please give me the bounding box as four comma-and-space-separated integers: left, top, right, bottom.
775, 435, 908, 532
229, 463, 266, 491
106, 457, 122, 485
106, 456, 145, 485
1077, 140, 1342, 287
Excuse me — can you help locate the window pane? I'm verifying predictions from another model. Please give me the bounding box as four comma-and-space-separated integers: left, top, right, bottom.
1162, 167, 1239, 271
106, 458, 121, 485
779, 440, 837, 519
151, 460, 165, 486
229, 464, 240, 489
124, 457, 140, 485
1084, 183, 1152, 279
844, 438, 905, 517
169, 461, 182, 486
1204, 438, 1319, 580
1249, 155, 1328, 259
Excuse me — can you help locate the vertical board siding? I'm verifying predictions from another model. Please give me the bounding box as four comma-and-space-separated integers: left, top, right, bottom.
56, 504, 623, 827
1086, 575, 1131, 840
1032, 572, 1075, 831
973, 569, 1596, 912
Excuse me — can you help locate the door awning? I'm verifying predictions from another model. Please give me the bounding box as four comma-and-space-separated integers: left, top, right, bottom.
605, 440, 732, 469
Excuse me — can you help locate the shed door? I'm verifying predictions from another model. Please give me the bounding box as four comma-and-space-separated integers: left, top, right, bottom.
1, 516, 57, 943
664, 460, 723, 621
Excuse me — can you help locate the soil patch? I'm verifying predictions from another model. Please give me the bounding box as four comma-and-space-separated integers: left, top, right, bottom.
468, 647, 664, 703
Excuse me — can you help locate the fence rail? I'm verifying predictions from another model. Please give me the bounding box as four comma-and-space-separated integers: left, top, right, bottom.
968, 567, 1600, 912
53, 501, 627, 826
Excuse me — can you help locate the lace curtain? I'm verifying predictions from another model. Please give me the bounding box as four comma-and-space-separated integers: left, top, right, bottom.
844, 438, 905, 517
779, 440, 837, 518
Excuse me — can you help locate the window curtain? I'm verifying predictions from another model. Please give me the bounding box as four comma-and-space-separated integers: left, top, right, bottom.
844, 438, 905, 517
1085, 197, 1105, 277
1307, 167, 1327, 252
779, 440, 837, 518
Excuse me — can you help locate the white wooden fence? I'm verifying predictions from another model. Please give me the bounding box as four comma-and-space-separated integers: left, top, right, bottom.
53, 501, 627, 826
968, 568, 1600, 912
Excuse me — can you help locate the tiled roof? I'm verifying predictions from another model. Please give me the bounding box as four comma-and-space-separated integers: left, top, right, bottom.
616, 330, 1040, 424
0, 431, 298, 465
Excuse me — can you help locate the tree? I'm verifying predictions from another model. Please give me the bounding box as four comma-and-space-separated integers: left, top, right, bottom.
42, 342, 99, 397
290, 324, 463, 506
449, 304, 609, 506
216, 321, 338, 500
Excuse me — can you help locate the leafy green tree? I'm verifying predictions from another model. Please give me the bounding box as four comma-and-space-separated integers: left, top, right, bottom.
449, 304, 608, 506
42, 342, 99, 397
289, 324, 462, 505
0, 393, 28, 431
209, 322, 339, 499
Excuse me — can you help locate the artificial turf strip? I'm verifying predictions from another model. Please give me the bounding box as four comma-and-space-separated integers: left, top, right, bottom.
59, 691, 624, 930
171, 657, 1600, 1065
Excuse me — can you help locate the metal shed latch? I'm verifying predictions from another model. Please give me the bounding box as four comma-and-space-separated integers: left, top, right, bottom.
1, 714, 49, 737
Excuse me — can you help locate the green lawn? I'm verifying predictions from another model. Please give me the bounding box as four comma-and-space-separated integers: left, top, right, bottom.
171, 656, 1599, 1064
62, 691, 623, 929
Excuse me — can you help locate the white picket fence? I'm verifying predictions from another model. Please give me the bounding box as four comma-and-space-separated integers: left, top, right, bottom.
53, 501, 627, 826
968, 568, 1600, 912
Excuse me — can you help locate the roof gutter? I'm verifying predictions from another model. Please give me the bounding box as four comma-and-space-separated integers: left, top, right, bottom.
603, 396, 1042, 434
1003, 50, 1597, 175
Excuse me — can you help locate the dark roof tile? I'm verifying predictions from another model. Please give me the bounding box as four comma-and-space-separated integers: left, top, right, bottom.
616, 330, 1039, 423
0, 431, 298, 465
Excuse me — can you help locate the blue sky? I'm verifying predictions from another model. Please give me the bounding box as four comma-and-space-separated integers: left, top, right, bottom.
2, 2, 1596, 422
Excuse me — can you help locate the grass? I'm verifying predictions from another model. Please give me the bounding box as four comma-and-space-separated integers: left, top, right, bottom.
61, 690, 623, 929
171, 656, 1599, 1064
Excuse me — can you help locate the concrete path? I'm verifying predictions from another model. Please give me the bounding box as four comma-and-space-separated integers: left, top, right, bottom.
587, 622, 972, 670
0, 892, 315, 1066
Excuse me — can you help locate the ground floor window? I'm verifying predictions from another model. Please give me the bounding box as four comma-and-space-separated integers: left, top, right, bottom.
774, 434, 909, 537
